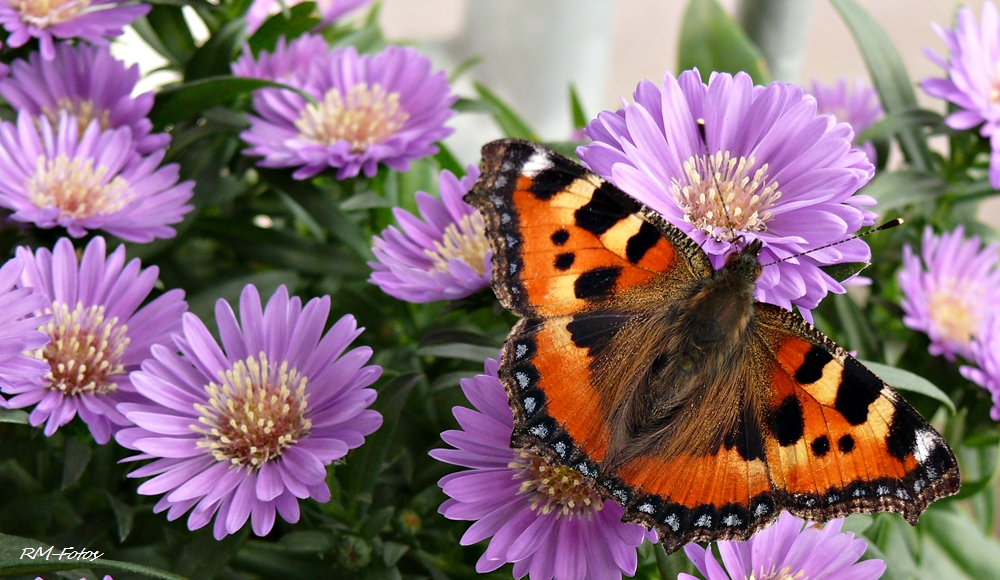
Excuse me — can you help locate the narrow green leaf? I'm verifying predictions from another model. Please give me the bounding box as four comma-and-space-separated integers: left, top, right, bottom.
174, 528, 247, 579
819, 261, 869, 283
248, 2, 321, 55
418, 329, 497, 348
187, 271, 296, 328
860, 169, 946, 213
104, 493, 134, 543
150, 77, 308, 128
964, 430, 1000, 448
833, 293, 878, 360
417, 343, 501, 363
434, 143, 465, 177
859, 360, 955, 414
0, 408, 28, 424
359, 506, 394, 540
60, 437, 92, 490
568, 84, 588, 130
278, 531, 334, 553
677, 0, 769, 85
473, 82, 539, 141
544, 140, 585, 160
449, 55, 482, 83
921, 507, 1000, 580
341, 372, 421, 509
856, 108, 947, 143
130, 16, 181, 65
383, 542, 409, 567
184, 18, 248, 81
146, 5, 198, 64
453, 97, 490, 114
831, 0, 933, 171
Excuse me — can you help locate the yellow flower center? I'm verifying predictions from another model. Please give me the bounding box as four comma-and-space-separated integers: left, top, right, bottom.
193, 353, 311, 469
424, 212, 489, 275
509, 450, 603, 519
295, 83, 409, 152
671, 151, 781, 242
750, 566, 804, 580
36, 301, 129, 397
15, 0, 89, 27
27, 155, 133, 220
928, 281, 982, 347
42, 99, 111, 135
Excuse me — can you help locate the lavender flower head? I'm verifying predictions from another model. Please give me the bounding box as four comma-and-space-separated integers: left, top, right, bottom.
0, 42, 169, 154
0, 111, 194, 242
962, 312, 1000, 420
245, 0, 371, 34
0, 237, 187, 444
681, 511, 885, 580
0, 0, 149, 60
231, 33, 330, 85
241, 44, 456, 180
430, 358, 653, 580
578, 70, 876, 320
116, 285, 383, 540
897, 225, 1000, 361
369, 165, 491, 303
924, 1, 1000, 188
0, 257, 51, 391
809, 78, 884, 164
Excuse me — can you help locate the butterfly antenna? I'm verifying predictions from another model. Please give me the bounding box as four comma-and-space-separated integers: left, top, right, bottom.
760, 218, 904, 267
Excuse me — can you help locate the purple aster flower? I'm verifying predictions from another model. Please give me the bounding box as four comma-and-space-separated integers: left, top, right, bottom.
430, 357, 653, 580
368, 165, 491, 303
0, 257, 51, 391
898, 225, 1000, 361
0, 0, 149, 60
577, 70, 876, 319
924, 1, 1000, 188
245, 0, 371, 34
115, 284, 383, 540
0, 42, 169, 155
962, 311, 1000, 420
0, 237, 187, 444
241, 44, 456, 180
0, 111, 194, 242
809, 78, 884, 164
231, 33, 330, 86
680, 511, 885, 580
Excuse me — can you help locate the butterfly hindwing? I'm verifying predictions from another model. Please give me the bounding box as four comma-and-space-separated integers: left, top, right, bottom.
465, 139, 712, 318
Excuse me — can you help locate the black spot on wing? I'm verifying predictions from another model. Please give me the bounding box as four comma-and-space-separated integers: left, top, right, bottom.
574, 266, 622, 301
835, 359, 882, 425
550, 229, 570, 246
724, 405, 766, 461
566, 311, 629, 359
626, 221, 661, 264
811, 435, 830, 457
574, 182, 636, 236
527, 166, 583, 201
795, 346, 833, 384
838, 434, 855, 453
886, 408, 917, 461
770, 395, 804, 446
554, 252, 575, 271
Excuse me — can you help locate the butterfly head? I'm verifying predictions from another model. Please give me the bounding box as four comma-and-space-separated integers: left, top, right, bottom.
723, 238, 764, 281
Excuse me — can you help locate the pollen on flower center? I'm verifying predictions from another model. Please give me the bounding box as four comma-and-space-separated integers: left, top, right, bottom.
671, 151, 781, 242
424, 212, 489, 275
42, 99, 111, 134
509, 450, 603, 519
295, 82, 409, 152
15, 0, 89, 27
749, 566, 804, 580
27, 154, 133, 220
194, 353, 312, 469
37, 301, 129, 397
928, 284, 981, 346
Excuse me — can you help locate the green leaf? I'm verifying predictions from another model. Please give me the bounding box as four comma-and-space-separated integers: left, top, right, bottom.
452, 97, 490, 114
434, 143, 465, 177
279, 531, 334, 554
151, 76, 308, 129
0, 408, 28, 424
831, 0, 933, 171
449, 55, 482, 83
0, 534, 190, 580
104, 493, 134, 543
60, 437, 92, 490
418, 329, 497, 348
473, 82, 539, 141
146, 5, 198, 64
856, 108, 947, 143
568, 84, 588, 130
359, 506, 394, 540
341, 372, 421, 510
677, 0, 769, 85
860, 169, 946, 213
187, 271, 296, 328
921, 507, 1000, 580
417, 344, 501, 363
819, 261, 869, 283
544, 140, 585, 160
184, 18, 248, 81
382, 542, 409, 567
248, 2, 321, 55
859, 360, 955, 414
832, 293, 878, 360
173, 528, 247, 579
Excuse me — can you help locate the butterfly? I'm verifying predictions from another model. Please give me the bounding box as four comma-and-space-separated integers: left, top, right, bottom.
463, 138, 961, 555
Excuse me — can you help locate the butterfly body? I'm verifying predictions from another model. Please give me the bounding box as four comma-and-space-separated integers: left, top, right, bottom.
465, 138, 959, 554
